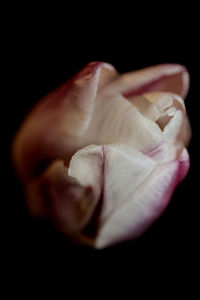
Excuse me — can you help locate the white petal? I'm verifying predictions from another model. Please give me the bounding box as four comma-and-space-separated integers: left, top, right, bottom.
134, 92, 190, 149
163, 110, 183, 144
94, 158, 185, 249
98, 144, 157, 221
75, 143, 190, 248
142, 142, 177, 163
74, 143, 156, 246
85, 93, 163, 152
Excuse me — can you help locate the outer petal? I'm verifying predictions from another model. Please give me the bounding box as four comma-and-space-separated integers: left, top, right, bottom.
107, 64, 189, 99
12, 62, 117, 179
80, 144, 190, 249
67, 143, 189, 248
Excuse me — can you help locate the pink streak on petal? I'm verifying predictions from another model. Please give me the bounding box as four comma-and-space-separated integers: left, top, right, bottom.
142, 142, 165, 158
123, 75, 172, 98
119, 64, 189, 100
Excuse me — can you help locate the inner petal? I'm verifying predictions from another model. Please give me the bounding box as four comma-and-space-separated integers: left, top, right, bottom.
83, 92, 164, 153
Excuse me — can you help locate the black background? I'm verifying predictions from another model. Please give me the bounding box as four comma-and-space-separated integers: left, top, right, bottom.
3, 5, 199, 291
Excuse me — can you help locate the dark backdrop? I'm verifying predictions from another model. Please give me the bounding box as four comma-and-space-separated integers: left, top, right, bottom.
3, 6, 199, 291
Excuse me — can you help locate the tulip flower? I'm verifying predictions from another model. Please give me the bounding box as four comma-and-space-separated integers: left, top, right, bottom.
12, 62, 191, 249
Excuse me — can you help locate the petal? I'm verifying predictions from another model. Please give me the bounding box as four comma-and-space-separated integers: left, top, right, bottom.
55, 143, 156, 246
84, 93, 163, 152
98, 144, 157, 222
130, 92, 191, 151
73, 143, 155, 246
90, 146, 190, 249
107, 64, 189, 99
163, 110, 184, 144
12, 62, 117, 179
143, 92, 185, 112
68, 144, 104, 201
128, 94, 160, 121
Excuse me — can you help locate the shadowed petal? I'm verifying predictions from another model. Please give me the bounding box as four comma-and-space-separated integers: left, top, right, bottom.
130, 92, 191, 151
26, 145, 105, 234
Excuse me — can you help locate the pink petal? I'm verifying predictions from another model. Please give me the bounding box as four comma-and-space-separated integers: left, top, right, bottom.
107, 64, 189, 99
12, 62, 117, 179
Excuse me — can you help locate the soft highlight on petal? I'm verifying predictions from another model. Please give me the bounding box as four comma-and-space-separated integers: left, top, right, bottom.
12, 62, 117, 179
